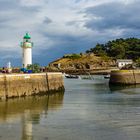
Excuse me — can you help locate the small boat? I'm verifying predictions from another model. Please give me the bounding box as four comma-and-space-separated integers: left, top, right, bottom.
104, 74, 110, 79
65, 74, 80, 79
81, 75, 93, 80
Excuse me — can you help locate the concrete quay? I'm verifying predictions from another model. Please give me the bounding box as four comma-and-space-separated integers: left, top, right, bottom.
109, 70, 140, 85
0, 72, 64, 99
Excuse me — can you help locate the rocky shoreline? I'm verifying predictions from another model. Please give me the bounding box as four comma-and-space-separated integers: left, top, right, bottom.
47, 67, 118, 75
47, 53, 117, 75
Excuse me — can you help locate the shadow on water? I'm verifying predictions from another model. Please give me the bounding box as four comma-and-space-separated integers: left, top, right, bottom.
79, 80, 140, 107
0, 92, 64, 140
70, 78, 140, 106
109, 84, 140, 94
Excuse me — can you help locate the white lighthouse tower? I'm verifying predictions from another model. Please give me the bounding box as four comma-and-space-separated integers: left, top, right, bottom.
21, 33, 33, 68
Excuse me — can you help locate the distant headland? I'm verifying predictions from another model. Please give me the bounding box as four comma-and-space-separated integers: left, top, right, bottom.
47, 38, 140, 74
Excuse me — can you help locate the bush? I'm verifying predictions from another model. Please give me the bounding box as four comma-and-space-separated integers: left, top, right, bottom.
27, 63, 40, 73
136, 58, 140, 67
63, 54, 81, 59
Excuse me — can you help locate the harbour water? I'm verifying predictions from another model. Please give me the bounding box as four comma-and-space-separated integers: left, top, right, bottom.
0, 76, 140, 140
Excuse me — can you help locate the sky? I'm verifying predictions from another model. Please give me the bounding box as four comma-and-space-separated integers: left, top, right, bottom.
0, 0, 139, 67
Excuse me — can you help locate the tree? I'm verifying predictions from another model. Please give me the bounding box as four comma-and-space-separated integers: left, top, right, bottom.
108, 43, 125, 59
136, 58, 140, 67
27, 63, 40, 73
86, 38, 140, 60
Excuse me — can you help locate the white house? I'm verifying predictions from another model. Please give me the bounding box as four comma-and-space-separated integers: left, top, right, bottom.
116, 59, 133, 69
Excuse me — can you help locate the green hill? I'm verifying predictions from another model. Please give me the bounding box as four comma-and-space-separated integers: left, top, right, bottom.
86, 38, 140, 60
48, 38, 140, 73
49, 53, 115, 72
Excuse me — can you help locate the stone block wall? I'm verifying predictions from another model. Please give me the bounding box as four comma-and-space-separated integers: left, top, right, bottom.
134, 70, 140, 84
0, 75, 6, 99
109, 70, 140, 85
47, 73, 64, 92
0, 72, 64, 99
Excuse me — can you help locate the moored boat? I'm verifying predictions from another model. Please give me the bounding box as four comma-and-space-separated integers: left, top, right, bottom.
65, 74, 80, 79
104, 74, 110, 79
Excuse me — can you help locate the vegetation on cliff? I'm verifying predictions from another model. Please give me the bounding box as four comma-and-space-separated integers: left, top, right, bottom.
27, 63, 41, 73
86, 38, 140, 61
49, 53, 115, 71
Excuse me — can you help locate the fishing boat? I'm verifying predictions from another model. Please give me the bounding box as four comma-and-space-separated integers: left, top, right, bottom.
65, 74, 80, 79
104, 74, 110, 79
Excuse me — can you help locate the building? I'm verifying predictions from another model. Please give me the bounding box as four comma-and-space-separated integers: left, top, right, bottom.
52, 63, 61, 69
7, 61, 12, 73
20, 33, 33, 68
116, 59, 133, 69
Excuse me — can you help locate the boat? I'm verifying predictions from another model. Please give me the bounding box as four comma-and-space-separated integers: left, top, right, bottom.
80, 75, 93, 80
65, 74, 80, 79
104, 74, 110, 79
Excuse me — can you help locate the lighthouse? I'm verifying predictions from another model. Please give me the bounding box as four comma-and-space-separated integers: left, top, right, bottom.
21, 33, 33, 68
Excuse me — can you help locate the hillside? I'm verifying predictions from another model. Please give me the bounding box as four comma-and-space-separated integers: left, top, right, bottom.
48, 53, 116, 73
48, 37, 140, 73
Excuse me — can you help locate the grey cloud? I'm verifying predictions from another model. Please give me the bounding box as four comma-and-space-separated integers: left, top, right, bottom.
0, 0, 19, 11
65, 21, 76, 26
75, 0, 83, 3
0, 0, 140, 66
0, 0, 39, 26
43, 17, 52, 24
75, 0, 88, 3
66, 20, 84, 26
42, 32, 85, 43
84, 1, 140, 31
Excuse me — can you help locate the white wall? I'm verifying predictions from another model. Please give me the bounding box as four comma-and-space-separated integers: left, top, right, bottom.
118, 62, 132, 69
23, 48, 32, 68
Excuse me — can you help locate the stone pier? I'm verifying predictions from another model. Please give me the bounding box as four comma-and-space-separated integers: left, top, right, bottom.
109, 70, 140, 85
0, 72, 64, 99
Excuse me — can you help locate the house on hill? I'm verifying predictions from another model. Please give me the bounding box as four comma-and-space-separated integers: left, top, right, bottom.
116, 59, 133, 69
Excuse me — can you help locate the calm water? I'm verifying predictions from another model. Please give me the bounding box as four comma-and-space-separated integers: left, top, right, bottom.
0, 76, 140, 140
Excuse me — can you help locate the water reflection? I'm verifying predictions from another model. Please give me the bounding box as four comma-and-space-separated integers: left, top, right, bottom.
109, 84, 140, 94
22, 110, 33, 140
1, 78, 140, 140
63, 79, 140, 140
0, 92, 64, 140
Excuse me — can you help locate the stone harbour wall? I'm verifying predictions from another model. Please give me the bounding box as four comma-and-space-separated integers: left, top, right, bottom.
109, 70, 140, 85
0, 72, 64, 99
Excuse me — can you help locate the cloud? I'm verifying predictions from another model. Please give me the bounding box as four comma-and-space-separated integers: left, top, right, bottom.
19, 0, 47, 7
0, 0, 139, 66
43, 17, 52, 24
84, 1, 140, 31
